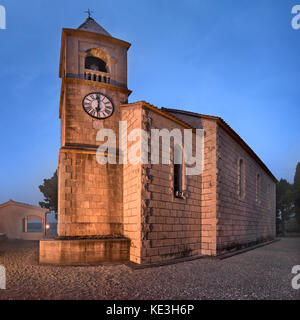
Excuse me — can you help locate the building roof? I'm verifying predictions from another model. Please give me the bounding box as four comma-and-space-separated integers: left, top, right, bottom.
78, 17, 112, 37
162, 108, 277, 183
0, 200, 50, 213
122, 101, 277, 182
122, 101, 195, 130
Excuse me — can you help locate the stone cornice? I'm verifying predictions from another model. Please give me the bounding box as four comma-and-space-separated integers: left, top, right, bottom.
64, 77, 131, 95
60, 145, 120, 159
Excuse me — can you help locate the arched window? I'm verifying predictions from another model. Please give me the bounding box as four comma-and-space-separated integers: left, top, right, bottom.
256, 174, 260, 204
85, 56, 108, 73
238, 159, 245, 199
174, 144, 184, 198
267, 183, 271, 209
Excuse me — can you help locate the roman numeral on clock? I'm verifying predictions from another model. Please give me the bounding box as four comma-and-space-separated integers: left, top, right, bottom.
82, 93, 114, 119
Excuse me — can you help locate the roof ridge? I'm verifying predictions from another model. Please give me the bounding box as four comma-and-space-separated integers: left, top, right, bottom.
163, 107, 277, 182
162, 107, 219, 120
0, 200, 49, 212
122, 101, 195, 130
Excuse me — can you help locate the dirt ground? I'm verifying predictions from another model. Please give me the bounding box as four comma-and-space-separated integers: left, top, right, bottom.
0, 237, 299, 300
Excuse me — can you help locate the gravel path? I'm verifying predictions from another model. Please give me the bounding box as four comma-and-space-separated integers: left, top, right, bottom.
0, 238, 299, 300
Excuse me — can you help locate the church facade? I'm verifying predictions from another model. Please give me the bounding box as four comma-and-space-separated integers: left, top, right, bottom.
40, 17, 276, 265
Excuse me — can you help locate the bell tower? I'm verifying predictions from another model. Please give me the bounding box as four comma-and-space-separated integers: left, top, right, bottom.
57, 17, 131, 237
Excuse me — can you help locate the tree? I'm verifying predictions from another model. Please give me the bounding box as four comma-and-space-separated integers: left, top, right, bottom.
294, 162, 300, 228
39, 170, 58, 220
276, 179, 294, 235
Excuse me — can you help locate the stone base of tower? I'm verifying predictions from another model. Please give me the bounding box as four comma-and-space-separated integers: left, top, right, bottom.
39, 238, 130, 265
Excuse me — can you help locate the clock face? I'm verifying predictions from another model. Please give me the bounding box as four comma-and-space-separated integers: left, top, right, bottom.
82, 92, 114, 119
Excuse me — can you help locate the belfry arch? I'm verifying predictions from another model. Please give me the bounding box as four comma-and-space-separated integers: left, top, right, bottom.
85, 48, 110, 72
83, 48, 112, 83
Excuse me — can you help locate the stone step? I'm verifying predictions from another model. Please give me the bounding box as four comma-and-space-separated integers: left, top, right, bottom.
39, 237, 130, 265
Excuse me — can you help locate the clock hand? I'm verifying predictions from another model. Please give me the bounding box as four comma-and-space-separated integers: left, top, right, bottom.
96, 95, 101, 113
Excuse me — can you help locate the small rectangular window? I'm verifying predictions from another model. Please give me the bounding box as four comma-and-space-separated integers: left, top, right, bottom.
174, 164, 182, 195
174, 145, 184, 199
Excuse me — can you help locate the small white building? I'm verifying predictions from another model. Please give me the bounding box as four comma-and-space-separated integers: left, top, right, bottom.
0, 200, 49, 240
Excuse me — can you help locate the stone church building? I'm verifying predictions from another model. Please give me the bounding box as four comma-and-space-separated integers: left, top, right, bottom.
40, 17, 276, 265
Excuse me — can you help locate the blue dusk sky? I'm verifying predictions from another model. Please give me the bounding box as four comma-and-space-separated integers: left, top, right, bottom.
0, 0, 299, 209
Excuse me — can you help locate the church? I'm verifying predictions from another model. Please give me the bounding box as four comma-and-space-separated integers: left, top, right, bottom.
40, 16, 276, 265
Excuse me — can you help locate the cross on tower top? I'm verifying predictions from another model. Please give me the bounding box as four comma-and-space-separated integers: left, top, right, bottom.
85, 9, 94, 19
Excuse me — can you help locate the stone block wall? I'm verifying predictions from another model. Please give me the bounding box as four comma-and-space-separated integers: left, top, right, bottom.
122, 105, 143, 263
121, 104, 219, 264
216, 125, 276, 254
58, 78, 128, 238
62, 82, 127, 147
141, 112, 219, 263
58, 151, 123, 237
198, 118, 218, 256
